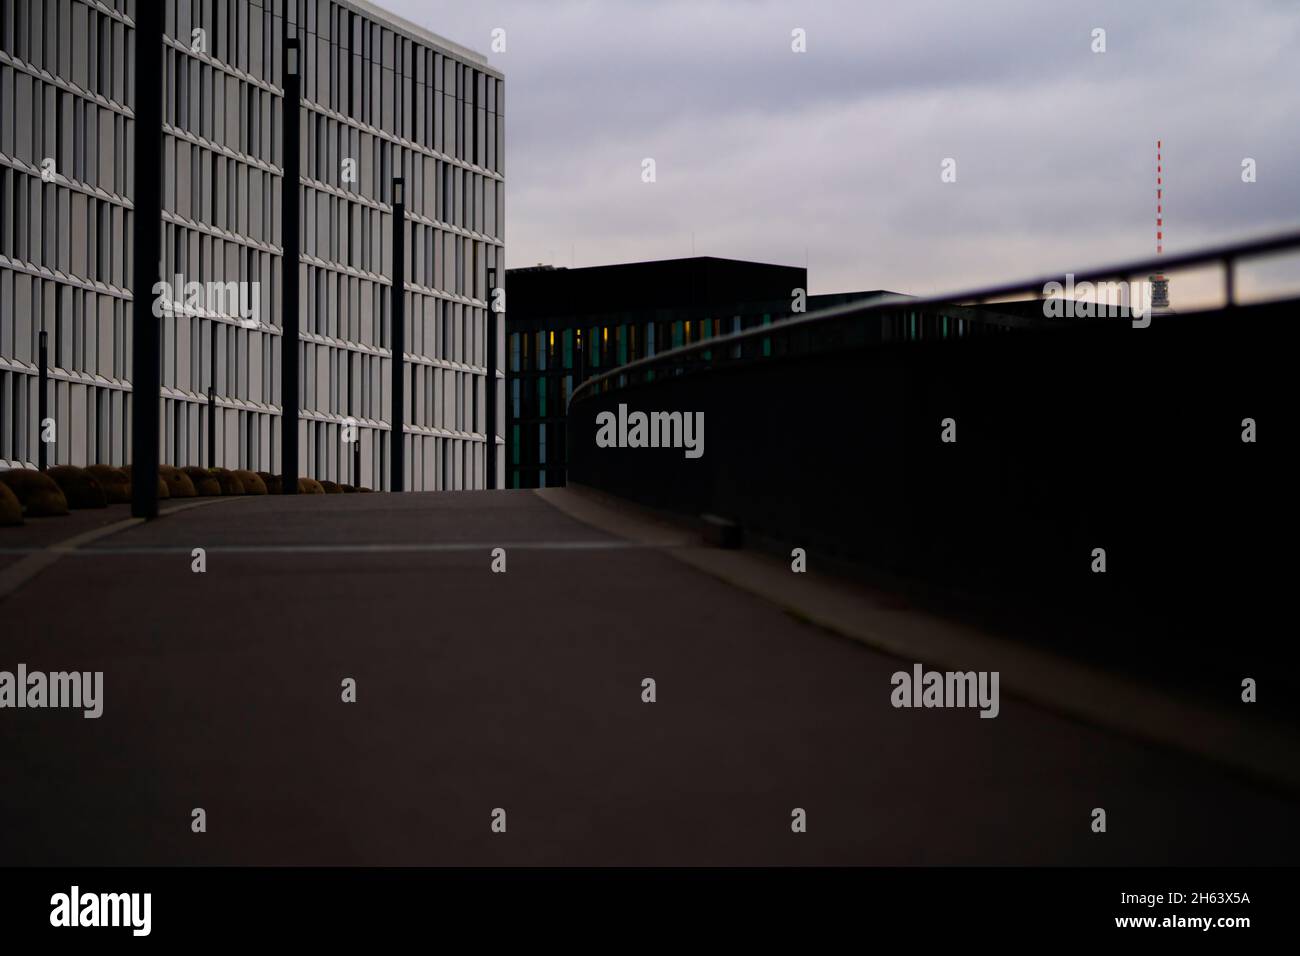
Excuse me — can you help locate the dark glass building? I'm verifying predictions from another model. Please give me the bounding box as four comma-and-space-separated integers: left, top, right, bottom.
505, 256, 812, 488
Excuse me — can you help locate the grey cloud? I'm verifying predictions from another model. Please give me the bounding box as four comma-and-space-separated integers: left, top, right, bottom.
386, 0, 1300, 302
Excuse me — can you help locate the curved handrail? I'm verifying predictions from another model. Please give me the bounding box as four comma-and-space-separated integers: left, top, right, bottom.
569, 227, 1300, 407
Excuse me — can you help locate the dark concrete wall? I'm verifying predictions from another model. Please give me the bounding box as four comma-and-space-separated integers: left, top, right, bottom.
569, 300, 1295, 714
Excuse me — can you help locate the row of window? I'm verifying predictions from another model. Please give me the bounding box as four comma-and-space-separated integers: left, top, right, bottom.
0, 365, 490, 490
0, 166, 131, 286
294, 30, 502, 173
166, 0, 280, 89
161, 315, 275, 404
404, 362, 481, 435
157, 0, 503, 173
400, 289, 482, 367
165, 136, 504, 290
162, 221, 278, 327
1, 13, 500, 230
0, 305, 408, 430
1, 28, 501, 287
300, 345, 479, 436
155, 308, 488, 434
402, 430, 485, 491
298, 419, 488, 490
403, 226, 493, 300
400, 292, 485, 368
0, 369, 130, 467
167, 133, 280, 243
299, 171, 500, 286
0, 66, 131, 196
1, 257, 493, 451
0, 270, 128, 379
288, 2, 503, 171
304, 187, 388, 275
299, 263, 486, 358
166, 44, 279, 167
0, 0, 132, 107
508, 317, 767, 376
305, 110, 502, 237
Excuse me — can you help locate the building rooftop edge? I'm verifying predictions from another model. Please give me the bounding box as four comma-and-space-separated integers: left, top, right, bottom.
506, 255, 807, 274
338, 0, 502, 76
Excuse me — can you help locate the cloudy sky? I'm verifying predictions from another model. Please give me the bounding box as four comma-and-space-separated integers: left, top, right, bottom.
387, 0, 1300, 305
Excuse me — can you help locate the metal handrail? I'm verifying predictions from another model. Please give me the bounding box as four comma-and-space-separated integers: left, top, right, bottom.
570, 227, 1300, 406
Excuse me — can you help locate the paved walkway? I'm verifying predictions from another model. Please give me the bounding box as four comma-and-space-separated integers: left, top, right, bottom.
1, 490, 1296, 864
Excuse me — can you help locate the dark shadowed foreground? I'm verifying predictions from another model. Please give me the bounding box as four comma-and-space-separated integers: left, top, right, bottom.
1, 491, 1295, 865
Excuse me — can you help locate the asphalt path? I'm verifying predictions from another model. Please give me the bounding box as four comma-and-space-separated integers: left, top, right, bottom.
1, 491, 1296, 864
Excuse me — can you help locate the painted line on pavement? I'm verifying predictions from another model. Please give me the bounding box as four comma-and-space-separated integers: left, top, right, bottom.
0, 497, 234, 600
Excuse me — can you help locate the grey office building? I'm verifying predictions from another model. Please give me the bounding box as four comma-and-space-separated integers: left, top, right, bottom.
0, 0, 505, 490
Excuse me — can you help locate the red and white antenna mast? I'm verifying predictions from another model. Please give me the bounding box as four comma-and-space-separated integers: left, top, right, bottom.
1151, 139, 1170, 310
1156, 139, 1163, 255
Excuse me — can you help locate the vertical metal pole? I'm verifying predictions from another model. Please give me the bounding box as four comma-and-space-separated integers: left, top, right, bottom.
486, 267, 498, 489
131, 1, 163, 518
207, 387, 216, 468
281, 34, 301, 492
208, 321, 217, 468
572, 327, 587, 489
577, 327, 586, 386
390, 177, 405, 492
38, 329, 49, 471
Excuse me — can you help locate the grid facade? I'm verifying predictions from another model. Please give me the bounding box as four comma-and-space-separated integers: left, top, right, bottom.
0, 0, 504, 490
